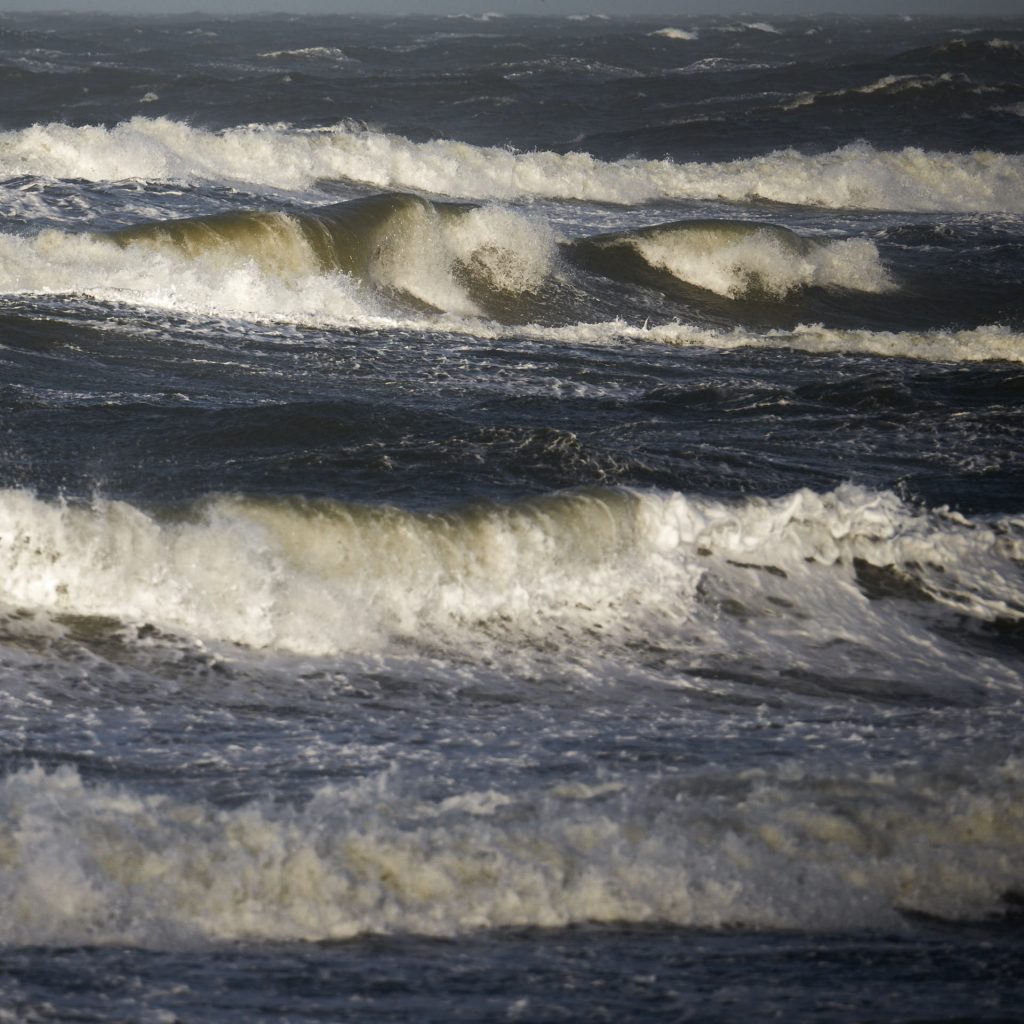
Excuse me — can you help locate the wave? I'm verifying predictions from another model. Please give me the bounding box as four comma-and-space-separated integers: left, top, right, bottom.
718, 21, 782, 35
2, 756, 1021, 945
0, 485, 1020, 662
0, 194, 1017, 360
1, 197, 892, 324
507, 322, 1024, 364
447, 11, 505, 20
257, 47, 351, 62
571, 219, 892, 299
651, 28, 698, 41
936, 37, 1024, 58
2, 118, 1022, 211
0, 194, 557, 322
0, 194, 1016, 357
675, 57, 776, 74
785, 72, 988, 110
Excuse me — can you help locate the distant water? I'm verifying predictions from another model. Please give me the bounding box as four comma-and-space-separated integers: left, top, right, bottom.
1, 12, 1023, 1022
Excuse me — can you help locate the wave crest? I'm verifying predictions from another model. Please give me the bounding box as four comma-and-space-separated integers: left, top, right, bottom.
574, 219, 892, 299
2, 119, 1022, 211
0, 485, 1020, 659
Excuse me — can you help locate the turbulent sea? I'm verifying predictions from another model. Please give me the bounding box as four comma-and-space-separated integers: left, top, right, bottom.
1, 10, 1024, 1021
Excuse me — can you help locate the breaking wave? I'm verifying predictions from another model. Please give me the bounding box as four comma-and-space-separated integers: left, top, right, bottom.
1, 118, 1022, 211
0, 484, 1021, 660
651, 28, 698, 41
0, 194, 1017, 361
785, 72, 990, 110
0, 196, 893, 324
0, 194, 557, 322
1, 756, 1021, 946
571, 219, 892, 299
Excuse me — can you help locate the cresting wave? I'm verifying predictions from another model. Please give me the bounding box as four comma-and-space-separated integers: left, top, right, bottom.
1, 757, 1021, 945
572, 219, 892, 299
0, 485, 1021, 659
0, 194, 557, 322
784, 72, 986, 111
0, 197, 892, 324
651, 27, 698, 41
2, 118, 1023, 210
109, 193, 556, 319
0, 200, 1016, 360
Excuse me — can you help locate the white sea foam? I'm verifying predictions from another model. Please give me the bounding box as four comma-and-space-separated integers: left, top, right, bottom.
987, 38, 1024, 52
1, 756, 1021, 946
447, 11, 504, 21
1, 119, 1022, 211
373, 202, 556, 312
0, 226, 378, 324
942, 37, 1024, 55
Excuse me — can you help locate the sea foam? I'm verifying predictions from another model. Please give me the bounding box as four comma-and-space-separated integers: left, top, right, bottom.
1, 756, 1021, 945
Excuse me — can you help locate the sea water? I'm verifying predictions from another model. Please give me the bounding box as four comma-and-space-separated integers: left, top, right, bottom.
1, 12, 1023, 1021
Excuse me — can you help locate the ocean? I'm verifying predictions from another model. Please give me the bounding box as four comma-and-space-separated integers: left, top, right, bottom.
1, 10, 1023, 1021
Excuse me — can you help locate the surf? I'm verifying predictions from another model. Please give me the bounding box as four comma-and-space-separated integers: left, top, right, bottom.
2, 118, 1023, 211
1, 485, 1020, 668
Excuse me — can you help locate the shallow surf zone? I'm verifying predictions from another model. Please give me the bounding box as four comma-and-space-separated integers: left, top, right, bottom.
0, 485, 1021, 686
1, 754, 1022, 947
2, 118, 1024, 211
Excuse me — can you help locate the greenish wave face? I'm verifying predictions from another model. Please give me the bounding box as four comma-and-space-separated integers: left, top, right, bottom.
104, 197, 895, 326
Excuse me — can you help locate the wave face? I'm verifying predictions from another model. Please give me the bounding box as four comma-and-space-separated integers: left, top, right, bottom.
107, 194, 556, 319
2, 118, 1023, 211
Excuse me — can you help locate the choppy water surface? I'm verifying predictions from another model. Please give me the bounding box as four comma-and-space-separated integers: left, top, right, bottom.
1, 12, 1023, 1022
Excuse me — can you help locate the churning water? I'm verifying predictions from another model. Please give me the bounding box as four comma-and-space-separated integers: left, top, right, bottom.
1, 11, 1023, 1022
